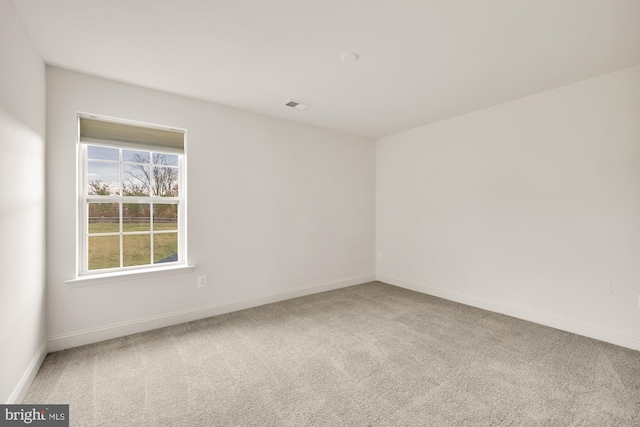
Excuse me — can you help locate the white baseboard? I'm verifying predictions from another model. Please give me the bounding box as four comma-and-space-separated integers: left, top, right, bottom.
7, 341, 48, 404
377, 274, 640, 352
48, 274, 376, 352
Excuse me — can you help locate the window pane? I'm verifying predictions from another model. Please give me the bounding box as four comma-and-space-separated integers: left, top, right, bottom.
152, 166, 179, 196
123, 150, 150, 163
123, 203, 150, 232
153, 152, 178, 166
123, 234, 150, 267
82, 135, 184, 274
88, 203, 119, 233
88, 145, 119, 161
123, 164, 151, 196
88, 235, 120, 270
87, 162, 120, 195
154, 233, 178, 263
153, 204, 178, 231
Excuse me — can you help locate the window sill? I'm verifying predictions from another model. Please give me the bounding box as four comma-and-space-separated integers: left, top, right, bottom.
65, 264, 197, 287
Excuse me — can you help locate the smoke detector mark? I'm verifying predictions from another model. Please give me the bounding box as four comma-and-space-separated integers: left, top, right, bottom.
284, 100, 311, 111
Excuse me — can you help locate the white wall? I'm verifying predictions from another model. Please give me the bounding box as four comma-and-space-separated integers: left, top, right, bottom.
0, 0, 47, 403
46, 67, 375, 349
377, 66, 640, 350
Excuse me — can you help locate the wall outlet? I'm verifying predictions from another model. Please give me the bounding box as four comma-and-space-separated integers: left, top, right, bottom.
197, 275, 206, 288
377, 253, 383, 261
637, 295, 640, 310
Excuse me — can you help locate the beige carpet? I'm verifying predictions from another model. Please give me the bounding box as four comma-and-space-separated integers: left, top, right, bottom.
25, 282, 640, 426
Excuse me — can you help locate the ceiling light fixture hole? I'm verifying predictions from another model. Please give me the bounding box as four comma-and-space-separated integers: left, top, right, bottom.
341, 52, 359, 63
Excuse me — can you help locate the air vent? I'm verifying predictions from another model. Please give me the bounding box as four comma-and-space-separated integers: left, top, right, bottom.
284, 99, 311, 111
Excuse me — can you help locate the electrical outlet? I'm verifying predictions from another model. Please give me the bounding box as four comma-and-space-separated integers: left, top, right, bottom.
637, 295, 640, 310
377, 253, 383, 261
197, 275, 206, 288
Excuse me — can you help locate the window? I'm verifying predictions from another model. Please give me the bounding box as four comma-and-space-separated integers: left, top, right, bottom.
78, 115, 186, 275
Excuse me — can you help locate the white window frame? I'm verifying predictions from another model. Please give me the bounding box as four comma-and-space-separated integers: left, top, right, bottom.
75, 114, 188, 278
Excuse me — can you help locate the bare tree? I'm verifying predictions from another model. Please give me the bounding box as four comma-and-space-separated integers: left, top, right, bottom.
123, 153, 178, 197
88, 179, 111, 195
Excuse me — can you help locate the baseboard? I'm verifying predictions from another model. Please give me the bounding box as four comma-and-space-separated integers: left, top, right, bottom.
377, 274, 640, 352
7, 341, 48, 404
48, 274, 376, 352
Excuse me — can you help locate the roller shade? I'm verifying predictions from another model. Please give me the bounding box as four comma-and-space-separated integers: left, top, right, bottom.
79, 117, 184, 154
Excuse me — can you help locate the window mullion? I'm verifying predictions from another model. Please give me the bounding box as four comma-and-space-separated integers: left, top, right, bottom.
149, 155, 154, 266
178, 154, 184, 262
119, 149, 124, 268
150, 202, 154, 265
119, 201, 123, 269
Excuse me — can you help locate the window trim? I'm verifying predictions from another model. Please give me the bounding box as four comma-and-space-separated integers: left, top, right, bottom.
65, 264, 196, 287
74, 113, 189, 279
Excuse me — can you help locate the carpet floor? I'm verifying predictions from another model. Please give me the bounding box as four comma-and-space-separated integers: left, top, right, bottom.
25, 282, 640, 426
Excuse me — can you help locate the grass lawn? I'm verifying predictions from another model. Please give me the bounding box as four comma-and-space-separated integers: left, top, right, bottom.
89, 222, 177, 233
88, 232, 178, 270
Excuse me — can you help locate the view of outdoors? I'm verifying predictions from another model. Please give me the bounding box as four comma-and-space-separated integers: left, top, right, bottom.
86, 145, 180, 270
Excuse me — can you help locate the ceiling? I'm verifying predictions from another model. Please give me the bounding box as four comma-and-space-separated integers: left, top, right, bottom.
12, 0, 640, 139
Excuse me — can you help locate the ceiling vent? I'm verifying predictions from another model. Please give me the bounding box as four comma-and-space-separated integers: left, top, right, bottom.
284, 99, 311, 111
